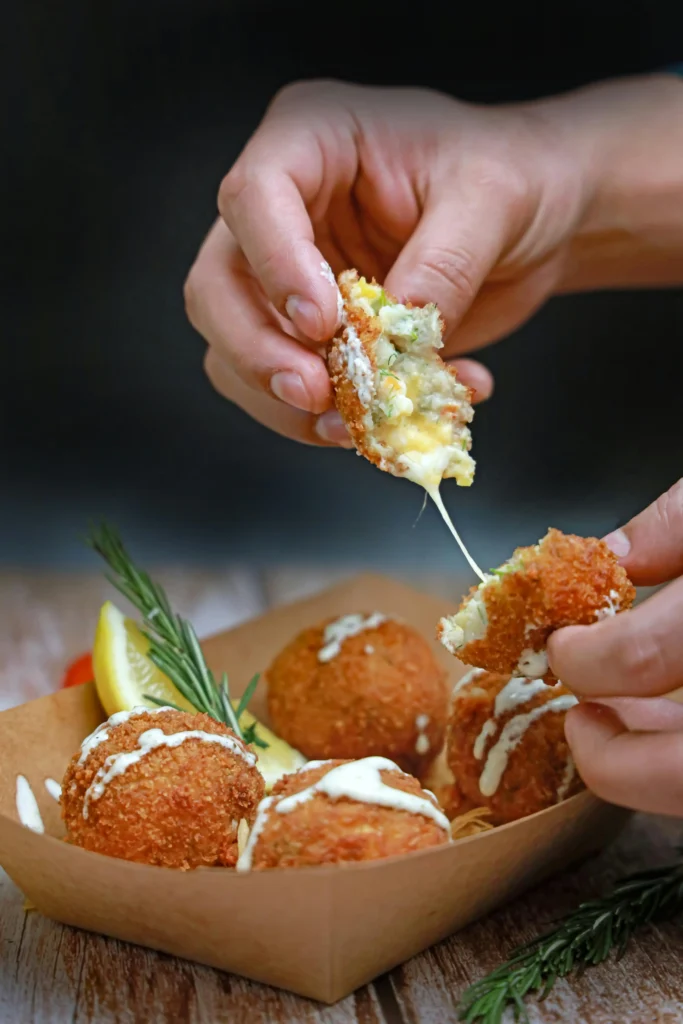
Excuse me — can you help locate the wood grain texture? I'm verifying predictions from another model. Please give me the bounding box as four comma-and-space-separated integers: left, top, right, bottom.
1, 568, 682, 1023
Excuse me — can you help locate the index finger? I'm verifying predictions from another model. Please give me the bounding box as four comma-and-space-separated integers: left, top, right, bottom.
218, 95, 357, 343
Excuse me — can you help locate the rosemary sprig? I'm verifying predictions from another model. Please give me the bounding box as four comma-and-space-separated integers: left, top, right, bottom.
87, 523, 267, 749
458, 858, 683, 1023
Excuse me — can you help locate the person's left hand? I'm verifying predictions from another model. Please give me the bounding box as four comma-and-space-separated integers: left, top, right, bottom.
549, 478, 683, 816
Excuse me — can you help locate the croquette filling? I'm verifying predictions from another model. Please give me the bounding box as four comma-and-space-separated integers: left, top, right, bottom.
347, 277, 475, 491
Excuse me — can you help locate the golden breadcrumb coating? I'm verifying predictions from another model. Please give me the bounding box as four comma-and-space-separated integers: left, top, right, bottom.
437, 528, 636, 678
327, 269, 475, 490
61, 708, 265, 870
246, 759, 450, 869
446, 670, 582, 825
266, 614, 448, 776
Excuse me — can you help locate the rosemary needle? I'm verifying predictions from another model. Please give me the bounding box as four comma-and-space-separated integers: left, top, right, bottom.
458, 858, 683, 1023
87, 522, 267, 749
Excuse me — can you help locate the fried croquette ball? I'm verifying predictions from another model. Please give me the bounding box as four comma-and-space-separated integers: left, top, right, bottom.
437, 528, 636, 678
327, 270, 475, 491
446, 669, 582, 825
266, 612, 449, 775
61, 706, 265, 870
236, 756, 451, 870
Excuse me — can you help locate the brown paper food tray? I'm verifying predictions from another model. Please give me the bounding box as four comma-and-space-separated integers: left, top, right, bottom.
0, 572, 630, 1004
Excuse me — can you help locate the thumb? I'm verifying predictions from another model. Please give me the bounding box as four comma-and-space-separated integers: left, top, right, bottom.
603, 478, 683, 586
385, 181, 512, 342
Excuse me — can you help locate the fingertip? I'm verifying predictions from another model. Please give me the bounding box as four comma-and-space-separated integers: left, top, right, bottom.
447, 358, 494, 404
547, 624, 589, 678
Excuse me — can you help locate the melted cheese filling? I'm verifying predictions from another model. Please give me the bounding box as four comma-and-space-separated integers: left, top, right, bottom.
347, 277, 485, 580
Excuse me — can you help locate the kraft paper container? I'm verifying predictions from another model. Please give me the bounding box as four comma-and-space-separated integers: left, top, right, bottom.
0, 573, 630, 1003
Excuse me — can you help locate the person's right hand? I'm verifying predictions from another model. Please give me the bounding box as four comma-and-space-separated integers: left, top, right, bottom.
184, 75, 683, 445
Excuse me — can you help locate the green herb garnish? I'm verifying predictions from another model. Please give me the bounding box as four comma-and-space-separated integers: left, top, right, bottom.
88, 523, 267, 748
379, 369, 400, 381
458, 858, 683, 1023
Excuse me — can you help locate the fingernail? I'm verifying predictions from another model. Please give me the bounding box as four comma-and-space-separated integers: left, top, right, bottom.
315, 410, 353, 446
285, 295, 322, 339
270, 371, 313, 412
602, 529, 631, 559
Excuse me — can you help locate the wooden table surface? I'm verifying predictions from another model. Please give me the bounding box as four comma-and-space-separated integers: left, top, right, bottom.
1, 568, 682, 1024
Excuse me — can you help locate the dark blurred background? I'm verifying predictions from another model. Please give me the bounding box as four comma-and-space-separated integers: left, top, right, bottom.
3, 0, 683, 575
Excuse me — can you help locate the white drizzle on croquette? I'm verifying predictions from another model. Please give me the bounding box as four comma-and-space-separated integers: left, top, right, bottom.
15, 775, 44, 833
78, 705, 176, 765
82, 727, 256, 819
595, 589, 621, 620
45, 778, 62, 801
478, 695, 578, 797
317, 613, 387, 663
415, 714, 431, 755
516, 648, 549, 678
236, 756, 450, 872
471, 677, 553, 760
556, 755, 576, 803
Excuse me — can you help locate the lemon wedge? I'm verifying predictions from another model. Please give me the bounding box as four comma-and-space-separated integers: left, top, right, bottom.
92, 600, 306, 790
92, 601, 196, 716
234, 705, 306, 791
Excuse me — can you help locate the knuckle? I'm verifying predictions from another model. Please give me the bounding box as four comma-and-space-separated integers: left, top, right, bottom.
268, 78, 346, 113
182, 268, 201, 329
419, 245, 479, 308
618, 628, 669, 690
217, 166, 249, 217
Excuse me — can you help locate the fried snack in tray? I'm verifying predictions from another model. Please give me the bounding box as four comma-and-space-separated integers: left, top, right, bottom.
266, 612, 448, 776
61, 707, 264, 870
236, 757, 451, 871
327, 270, 475, 491
438, 528, 636, 678
445, 668, 582, 826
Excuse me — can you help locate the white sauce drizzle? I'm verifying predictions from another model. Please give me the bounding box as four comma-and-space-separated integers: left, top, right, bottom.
516, 648, 549, 678
78, 705, 175, 765
364, 644, 374, 655
318, 613, 386, 663
427, 486, 487, 582
82, 727, 256, 819
236, 756, 450, 872
45, 778, 62, 801
415, 714, 431, 755
452, 667, 487, 695
595, 589, 621, 621
472, 677, 552, 760
16, 776, 44, 833
473, 720, 498, 760
479, 695, 578, 797
556, 755, 576, 802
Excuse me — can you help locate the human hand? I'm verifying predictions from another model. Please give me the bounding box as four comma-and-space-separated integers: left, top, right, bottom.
185, 73, 683, 445
549, 478, 683, 816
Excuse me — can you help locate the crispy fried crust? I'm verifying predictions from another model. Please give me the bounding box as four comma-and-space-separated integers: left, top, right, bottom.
62, 709, 265, 870
250, 759, 449, 869
446, 672, 582, 824
438, 529, 636, 677
266, 616, 449, 776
